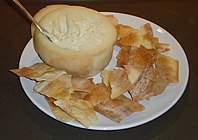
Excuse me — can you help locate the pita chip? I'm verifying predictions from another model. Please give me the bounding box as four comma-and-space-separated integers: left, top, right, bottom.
116, 46, 158, 67
155, 54, 179, 83
123, 65, 144, 84
129, 67, 170, 101
116, 24, 137, 40
34, 74, 73, 100
95, 95, 145, 123
101, 69, 134, 99
54, 96, 99, 128
10, 63, 66, 81
45, 97, 74, 122
71, 77, 94, 93
84, 83, 110, 106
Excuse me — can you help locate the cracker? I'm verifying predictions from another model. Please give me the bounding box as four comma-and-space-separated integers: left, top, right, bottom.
116, 46, 158, 67
45, 97, 74, 122
129, 67, 170, 101
117, 23, 155, 49
54, 96, 99, 128
101, 69, 134, 99
123, 65, 144, 84
155, 54, 179, 83
10, 63, 66, 81
94, 95, 144, 123
116, 23, 169, 51
116, 24, 137, 40
34, 74, 73, 100
100, 69, 111, 87
84, 83, 110, 106
116, 47, 130, 67
71, 77, 94, 93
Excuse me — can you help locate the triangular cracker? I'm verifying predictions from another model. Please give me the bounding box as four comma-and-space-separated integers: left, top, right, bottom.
94, 95, 144, 123
10, 63, 66, 81
116, 24, 137, 40
34, 74, 73, 100
155, 54, 179, 83
84, 83, 110, 106
54, 96, 99, 128
71, 77, 94, 93
123, 65, 144, 84
101, 69, 134, 99
129, 67, 170, 101
45, 97, 74, 122
116, 46, 159, 67
116, 23, 169, 51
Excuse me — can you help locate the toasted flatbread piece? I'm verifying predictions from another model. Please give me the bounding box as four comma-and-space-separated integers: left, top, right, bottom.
71, 77, 94, 93
123, 65, 144, 84
116, 46, 158, 67
109, 69, 134, 99
94, 95, 145, 123
34, 74, 73, 100
45, 97, 74, 122
116, 23, 169, 51
155, 54, 179, 83
117, 23, 155, 49
54, 97, 99, 128
73, 91, 89, 99
36, 70, 67, 81
10, 63, 54, 79
10, 63, 66, 81
129, 67, 170, 101
101, 69, 134, 99
116, 47, 130, 67
153, 36, 170, 52
116, 24, 137, 40
139, 23, 154, 49
141, 24, 170, 51
84, 83, 110, 106
117, 28, 142, 48
100, 69, 111, 87
155, 43, 170, 52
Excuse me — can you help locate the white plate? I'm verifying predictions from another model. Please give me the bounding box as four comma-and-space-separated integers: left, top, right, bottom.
19, 12, 189, 130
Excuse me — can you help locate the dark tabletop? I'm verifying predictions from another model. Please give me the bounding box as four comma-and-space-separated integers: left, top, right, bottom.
1, 0, 197, 139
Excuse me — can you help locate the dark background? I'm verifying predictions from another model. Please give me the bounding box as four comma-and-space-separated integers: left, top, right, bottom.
1, 0, 197, 139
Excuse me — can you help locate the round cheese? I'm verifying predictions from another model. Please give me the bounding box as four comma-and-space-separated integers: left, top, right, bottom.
32, 5, 117, 77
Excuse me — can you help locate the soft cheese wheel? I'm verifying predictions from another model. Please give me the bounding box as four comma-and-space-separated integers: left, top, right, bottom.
33, 5, 117, 77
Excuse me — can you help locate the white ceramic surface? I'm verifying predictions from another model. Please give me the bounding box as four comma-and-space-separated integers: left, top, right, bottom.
19, 12, 189, 130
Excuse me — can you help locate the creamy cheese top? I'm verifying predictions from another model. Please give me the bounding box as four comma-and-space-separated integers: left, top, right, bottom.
40, 7, 115, 51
